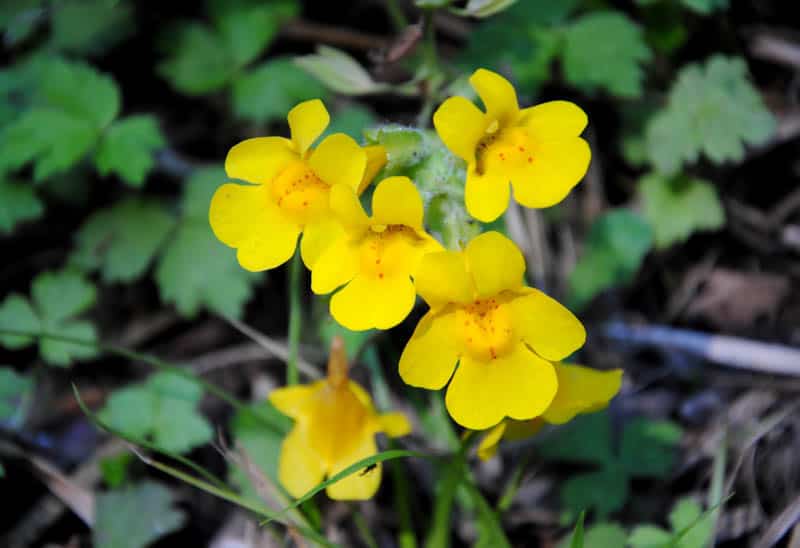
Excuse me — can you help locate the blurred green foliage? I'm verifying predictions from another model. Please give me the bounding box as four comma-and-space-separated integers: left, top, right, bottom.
93, 481, 186, 548
0, 269, 98, 366
99, 371, 213, 454
539, 411, 683, 519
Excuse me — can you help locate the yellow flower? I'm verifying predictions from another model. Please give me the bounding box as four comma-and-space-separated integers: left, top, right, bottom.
476, 363, 622, 460
269, 337, 411, 500
310, 176, 443, 331
209, 99, 387, 272
399, 231, 586, 430
433, 68, 590, 222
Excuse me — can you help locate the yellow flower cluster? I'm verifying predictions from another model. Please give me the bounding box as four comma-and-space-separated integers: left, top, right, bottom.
208, 69, 620, 499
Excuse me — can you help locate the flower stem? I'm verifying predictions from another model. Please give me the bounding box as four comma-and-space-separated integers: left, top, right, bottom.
286, 250, 302, 385
416, 9, 441, 127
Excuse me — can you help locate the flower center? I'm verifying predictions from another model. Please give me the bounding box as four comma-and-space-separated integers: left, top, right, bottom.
358, 224, 419, 281
271, 161, 330, 223
475, 126, 534, 176
457, 299, 515, 361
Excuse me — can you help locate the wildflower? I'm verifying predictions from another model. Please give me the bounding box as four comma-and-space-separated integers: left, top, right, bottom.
476, 363, 623, 460
209, 99, 386, 272
270, 337, 411, 500
310, 176, 443, 331
433, 68, 590, 222
399, 231, 586, 430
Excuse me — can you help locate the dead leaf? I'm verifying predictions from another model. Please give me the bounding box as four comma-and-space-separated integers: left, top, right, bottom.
685, 268, 789, 330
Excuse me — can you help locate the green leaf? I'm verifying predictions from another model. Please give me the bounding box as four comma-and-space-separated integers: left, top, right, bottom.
628, 525, 673, 547
94, 115, 166, 186
0, 461, 4, 477
71, 199, 175, 282
0, 179, 43, 234
232, 58, 327, 124
0, 270, 97, 366
570, 511, 585, 548
156, 168, 259, 318
539, 412, 614, 466
99, 452, 134, 489
39, 320, 97, 366
0, 367, 31, 421
561, 465, 629, 519
568, 209, 653, 309
646, 55, 775, 174
459, 0, 579, 89
670, 498, 713, 548
295, 46, 391, 95
32, 270, 96, 324
680, 0, 728, 14
50, 0, 134, 55
99, 371, 213, 454
0, 294, 40, 349
562, 11, 652, 98
158, 23, 236, 95
213, 0, 298, 68
93, 481, 186, 548
561, 521, 628, 548
0, 58, 120, 180
640, 173, 725, 249
619, 418, 682, 478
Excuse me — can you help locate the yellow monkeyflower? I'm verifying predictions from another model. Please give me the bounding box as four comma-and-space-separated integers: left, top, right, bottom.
399, 231, 586, 430
310, 176, 443, 331
269, 337, 411, 500
476, 363, 623, 460
209, 99, 387, 272
433, 68, 590, 222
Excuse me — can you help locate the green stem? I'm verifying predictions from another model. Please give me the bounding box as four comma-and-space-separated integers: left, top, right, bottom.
425, 432, 476, 548
391, 443, 418, 548
286, 250, 302, 386
416, 9, 440, 127
384, 0, 408, 31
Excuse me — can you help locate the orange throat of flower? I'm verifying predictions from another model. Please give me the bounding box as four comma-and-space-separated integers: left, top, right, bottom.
475, 124, 534, 176
357, 224, 422, 281
456, 297, 515, 361
271, 160, 330, 224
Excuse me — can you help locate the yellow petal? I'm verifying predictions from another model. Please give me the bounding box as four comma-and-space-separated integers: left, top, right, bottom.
288, 99, 330, 154
433, 96, 487, 164
464, 231, 525, 298
414, 251, 473, 310
278, 425, 326, 498
510, 137, 590, 209
477, 420, 507, 461
377, 412, 412, 438
209, 182, 266, 247
311, 236, 359, 294
209, 183, 301, 271
465, 164, 511, 223
301, 215, 346, 269
509, 288, 586, 361
399, 309, 460, 390
542, 364, 622, 424
325, 430, 381, 500
224, 137, 296, 184
330, 274, 416, 331
445, 343, 557, 430
469, 68, 519, 125
517, 100, 588, 139
309, 133, 367, 190
329, 183, 370, 230
269, 383, 322, 420
358, 145, 388, 195
371, 176, 424, 229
